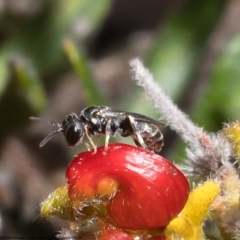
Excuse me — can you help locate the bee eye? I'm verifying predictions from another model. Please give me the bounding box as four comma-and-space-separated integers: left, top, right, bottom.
65, 122, 84, 146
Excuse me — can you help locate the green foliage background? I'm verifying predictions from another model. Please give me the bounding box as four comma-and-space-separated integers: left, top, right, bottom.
0, 0, 240, 239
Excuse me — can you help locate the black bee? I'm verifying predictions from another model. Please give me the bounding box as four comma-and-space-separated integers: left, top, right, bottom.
30, 106, 164, 153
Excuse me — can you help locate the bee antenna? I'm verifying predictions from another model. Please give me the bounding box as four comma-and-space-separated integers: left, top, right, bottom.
29, 116, 62, 128
39, 128, 63, 147
29, 116, 63, 147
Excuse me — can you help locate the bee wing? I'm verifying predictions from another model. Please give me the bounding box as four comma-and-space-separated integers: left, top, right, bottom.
125, 112, 166, 127
105, 109, 166, 127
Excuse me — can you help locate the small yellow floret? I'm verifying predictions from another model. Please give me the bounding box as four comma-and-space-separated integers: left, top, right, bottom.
165, 181, 220, 240
41, 184, 74, 220
223, 121, 240, 161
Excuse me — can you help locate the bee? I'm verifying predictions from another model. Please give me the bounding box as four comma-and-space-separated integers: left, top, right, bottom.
30, 106, 164, 154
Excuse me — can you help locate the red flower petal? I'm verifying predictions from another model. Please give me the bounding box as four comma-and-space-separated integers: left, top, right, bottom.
98, 228, 132, 240
66, 143, 189, 230
98, 228, 168, 240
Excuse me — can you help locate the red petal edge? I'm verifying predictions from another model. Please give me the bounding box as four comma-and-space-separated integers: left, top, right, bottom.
66, 143, 189, 230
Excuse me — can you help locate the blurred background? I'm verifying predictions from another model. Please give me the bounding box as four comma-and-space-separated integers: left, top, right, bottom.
0, 0, 240, 238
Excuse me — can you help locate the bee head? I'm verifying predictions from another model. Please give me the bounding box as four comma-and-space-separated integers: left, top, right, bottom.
29, 113, 85, 147
61, 113, 85, 147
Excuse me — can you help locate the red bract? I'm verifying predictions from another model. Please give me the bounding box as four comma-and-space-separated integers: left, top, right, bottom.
66, 143, 189, 230
98, 228, 133, 240
98, 227, 168, 240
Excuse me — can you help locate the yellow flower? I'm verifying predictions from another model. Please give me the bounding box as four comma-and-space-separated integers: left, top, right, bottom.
165, 181, 220, 240
223, 121, 240, 161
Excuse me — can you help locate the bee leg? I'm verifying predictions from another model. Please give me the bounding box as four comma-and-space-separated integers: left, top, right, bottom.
84, 125, 97, 153
127, 115, 148, 149
84, 142, 91, 151
103, 119, 112, 154
133, 132, 148, 149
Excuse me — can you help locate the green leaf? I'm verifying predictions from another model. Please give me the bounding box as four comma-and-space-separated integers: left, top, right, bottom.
0, 53, 9, 97
191, 32, 240, 131
63, 39, 105, 105
146, 0, 224, 100
14, 60, 46, 112
0, 0, 112, 74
